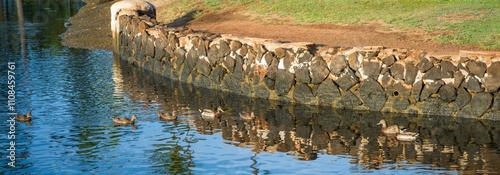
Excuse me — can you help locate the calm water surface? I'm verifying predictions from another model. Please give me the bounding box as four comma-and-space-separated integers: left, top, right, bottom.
1, 1, 500, 174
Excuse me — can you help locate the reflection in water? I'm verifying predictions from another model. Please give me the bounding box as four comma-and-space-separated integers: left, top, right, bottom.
149, 124, 194, 174
249, 153, 258, 174
15, 0, 27, 58
115, 57, 500, 174
1, 0, 499, 174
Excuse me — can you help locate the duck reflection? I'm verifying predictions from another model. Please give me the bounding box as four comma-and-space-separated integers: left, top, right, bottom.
112, 123, 137, 130
187, 108, 500, 173
239, 111, 255, 120
115, 57, 500, 174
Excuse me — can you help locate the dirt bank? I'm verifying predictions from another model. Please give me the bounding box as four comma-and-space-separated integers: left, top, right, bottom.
62, 0, 495, 55
61, 0, 114, 50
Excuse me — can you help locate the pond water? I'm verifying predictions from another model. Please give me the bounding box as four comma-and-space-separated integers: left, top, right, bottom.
1, 1, 500, 174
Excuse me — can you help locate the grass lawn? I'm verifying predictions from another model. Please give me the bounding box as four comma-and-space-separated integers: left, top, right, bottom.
162, 0, 500, 49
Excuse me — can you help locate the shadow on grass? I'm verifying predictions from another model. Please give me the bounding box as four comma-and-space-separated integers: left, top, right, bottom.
167, 10, 202, 27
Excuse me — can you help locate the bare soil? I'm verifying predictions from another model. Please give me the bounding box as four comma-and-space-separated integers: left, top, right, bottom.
62, 0, 114, 50
63, 0, 497, 55
185, 7, 490, 55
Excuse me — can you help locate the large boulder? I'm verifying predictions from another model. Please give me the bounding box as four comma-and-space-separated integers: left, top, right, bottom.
451, 87, 471, 111
359, 78, 386, 111
470, 92, 493, 117
335, 68, 359, 90
467, 60, 487, 78
275, 70, 295, 96
462, 76, 483, 93
293, 83, 315, 104
361, 59, 381, 80
416, 57, 433, 72
111, 0, 156, 50
329, 55, 348, 76
317, 79, 341, 106
390, 62, 405, 80
310, 57, 330, 84
485, 61, 500, 92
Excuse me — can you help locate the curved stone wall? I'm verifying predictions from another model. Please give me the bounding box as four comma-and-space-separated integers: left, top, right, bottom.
113, 7, 500, 119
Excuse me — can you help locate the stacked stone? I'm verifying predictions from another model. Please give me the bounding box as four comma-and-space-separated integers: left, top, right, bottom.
117, 14, 500, 119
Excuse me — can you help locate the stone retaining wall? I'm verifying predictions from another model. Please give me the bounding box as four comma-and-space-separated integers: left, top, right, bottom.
115, 13, 500, 119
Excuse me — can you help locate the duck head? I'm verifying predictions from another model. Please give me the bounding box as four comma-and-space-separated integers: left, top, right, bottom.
377, 119, 387, 128
131, 115, 138, 121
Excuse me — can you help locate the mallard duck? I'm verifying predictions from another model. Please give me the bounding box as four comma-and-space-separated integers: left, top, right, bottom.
112, 115, 138, 125
199, 106, 224, 120
239, 111, 255, 120
377, 119, 400, 135
158, 111, 177, 120
396, 130, 419, 141
15, 112, 32, 122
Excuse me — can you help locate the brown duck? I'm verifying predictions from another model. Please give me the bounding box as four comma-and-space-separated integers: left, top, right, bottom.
112, 115, 138, 125
377, 119, 400, 135
15, 112, 33, 122
158, 111, 177, 120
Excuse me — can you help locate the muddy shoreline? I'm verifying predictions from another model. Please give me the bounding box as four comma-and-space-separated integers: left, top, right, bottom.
61, 0, 114, 50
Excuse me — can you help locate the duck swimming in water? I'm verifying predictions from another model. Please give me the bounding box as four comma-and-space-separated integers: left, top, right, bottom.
377, 119, 400, 135
158, 111, 177, 120
199, 106, 224, 120
112, 115, 138, 125
15, 112, 33, 122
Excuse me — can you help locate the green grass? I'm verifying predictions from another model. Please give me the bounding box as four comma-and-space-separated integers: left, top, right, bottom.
205, 0, 254, 9
156, 0, 204, 22
205, 0, 222, 10
162, 0, 500, 49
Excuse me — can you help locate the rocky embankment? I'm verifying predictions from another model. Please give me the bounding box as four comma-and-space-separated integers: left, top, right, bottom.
115, 13, 500, 119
